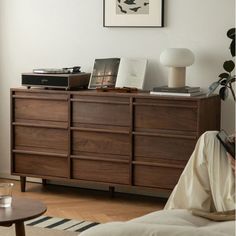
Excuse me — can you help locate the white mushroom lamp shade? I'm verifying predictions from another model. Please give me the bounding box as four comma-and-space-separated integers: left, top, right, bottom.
160, 48, 195, 88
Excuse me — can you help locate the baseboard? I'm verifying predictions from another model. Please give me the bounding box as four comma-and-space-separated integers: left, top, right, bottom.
0, 172, 110, 191
48, 180, 168, 198
0, 172, 41, 183
0, 172, 168, 198
0, 172, 19, 180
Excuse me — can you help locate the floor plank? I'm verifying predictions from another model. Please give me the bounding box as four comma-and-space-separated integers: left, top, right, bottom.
0, 179, 166, 223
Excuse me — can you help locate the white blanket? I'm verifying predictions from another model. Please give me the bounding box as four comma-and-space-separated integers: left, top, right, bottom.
80, 132, 235, 236
80, 209, 235, 236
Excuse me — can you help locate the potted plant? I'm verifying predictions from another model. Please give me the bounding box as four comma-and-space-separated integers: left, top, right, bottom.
208, 28, 235, 100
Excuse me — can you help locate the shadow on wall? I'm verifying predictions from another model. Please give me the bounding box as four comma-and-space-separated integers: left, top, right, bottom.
144, 59, 166, 90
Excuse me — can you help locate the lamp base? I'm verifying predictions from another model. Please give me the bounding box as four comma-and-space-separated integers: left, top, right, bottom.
168, 67, 186, 88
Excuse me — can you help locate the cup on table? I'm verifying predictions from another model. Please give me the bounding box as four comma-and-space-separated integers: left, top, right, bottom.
0, 183, 14, 208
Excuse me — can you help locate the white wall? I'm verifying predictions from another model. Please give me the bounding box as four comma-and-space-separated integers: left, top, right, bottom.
0, 0, 235, 176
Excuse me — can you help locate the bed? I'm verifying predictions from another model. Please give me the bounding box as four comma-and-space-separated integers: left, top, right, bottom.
79, 209, 235, 236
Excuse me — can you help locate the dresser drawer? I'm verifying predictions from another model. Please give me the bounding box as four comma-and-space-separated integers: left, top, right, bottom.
14, 153, 68, 178
134, 164, 183, 189
134, 134, 196, 162
14, 126, 68, 154
14, 98, 68, 123
72, 159, 129, 184
72, 130, 130, 157
72, 97, 130, 127
134, 102, 197, 132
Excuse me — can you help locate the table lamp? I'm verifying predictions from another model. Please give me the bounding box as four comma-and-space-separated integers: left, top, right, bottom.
160, 48, 195, 88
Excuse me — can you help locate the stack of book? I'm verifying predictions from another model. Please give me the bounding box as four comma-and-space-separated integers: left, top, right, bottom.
150, 86, 204, 97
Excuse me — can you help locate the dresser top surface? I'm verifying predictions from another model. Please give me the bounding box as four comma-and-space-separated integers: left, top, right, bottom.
11, 87, 219, 101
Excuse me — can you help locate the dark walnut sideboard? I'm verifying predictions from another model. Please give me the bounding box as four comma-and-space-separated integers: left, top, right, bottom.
10, 88, 220, 196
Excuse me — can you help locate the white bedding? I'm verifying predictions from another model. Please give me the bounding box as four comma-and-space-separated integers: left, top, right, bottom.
80, 209, 235, 236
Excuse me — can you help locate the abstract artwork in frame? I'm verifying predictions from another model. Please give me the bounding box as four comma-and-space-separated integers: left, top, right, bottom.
103, 0, 164, 28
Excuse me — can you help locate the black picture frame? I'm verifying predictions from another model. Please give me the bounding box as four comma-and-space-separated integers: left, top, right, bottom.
103, 0, 164, 28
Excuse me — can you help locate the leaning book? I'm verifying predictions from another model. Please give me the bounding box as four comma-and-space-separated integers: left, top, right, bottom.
150, 91, 205, 97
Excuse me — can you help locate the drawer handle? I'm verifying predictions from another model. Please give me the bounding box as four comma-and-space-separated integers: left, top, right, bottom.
133, 161, 185, 169
13, 95, 68, 101
12, 149, 68, 158
71, 127, 130, 134
13, 122, 68, 129
71, 155, 129, 164
133, 132, 197, 139
71, 99, 129, 105
133, 102, 197, 108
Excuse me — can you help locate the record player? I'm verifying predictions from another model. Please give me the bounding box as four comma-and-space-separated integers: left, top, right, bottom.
22, 68, 90, 90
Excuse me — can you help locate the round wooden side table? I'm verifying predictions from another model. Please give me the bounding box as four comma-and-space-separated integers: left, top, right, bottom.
0, 197, 47, 236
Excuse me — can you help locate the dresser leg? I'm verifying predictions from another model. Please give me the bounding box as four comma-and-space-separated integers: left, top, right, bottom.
20, 176, 26, 192
42, 179, 47, 186
109, 186, 115, 198
15, 222, 25, 236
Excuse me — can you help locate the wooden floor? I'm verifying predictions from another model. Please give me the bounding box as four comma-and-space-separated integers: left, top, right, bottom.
0, 179, 166, 223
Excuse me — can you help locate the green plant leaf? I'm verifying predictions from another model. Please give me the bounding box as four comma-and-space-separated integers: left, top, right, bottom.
218, 73, 229, 79
230, 39, 235, 57
220, 79, 227, 85
223, 60, 235, 72
219, 87, 229, 100
228, 77, 236, 83
227, 28, 235, 39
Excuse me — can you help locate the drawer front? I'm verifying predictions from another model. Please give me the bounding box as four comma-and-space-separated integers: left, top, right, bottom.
14, 126, 68, 154
72, 131, 130, 157
72, 101, 130, 127
72, 159, 129, 184
134, 105, 197, 132
134, 135, 196, 162
14, 153, 68, 177
14, 99, 68, 122
134, 165, 183, 189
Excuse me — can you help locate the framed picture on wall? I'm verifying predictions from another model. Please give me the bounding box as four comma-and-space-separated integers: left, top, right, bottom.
103, 0, 164, 28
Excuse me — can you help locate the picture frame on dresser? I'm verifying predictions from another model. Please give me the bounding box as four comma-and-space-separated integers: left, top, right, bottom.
103, 0, 164, 28
88, 58, 120, 89
115, 57, 148, 89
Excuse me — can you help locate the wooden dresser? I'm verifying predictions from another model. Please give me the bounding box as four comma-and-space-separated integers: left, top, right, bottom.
10, 88, 221, 195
